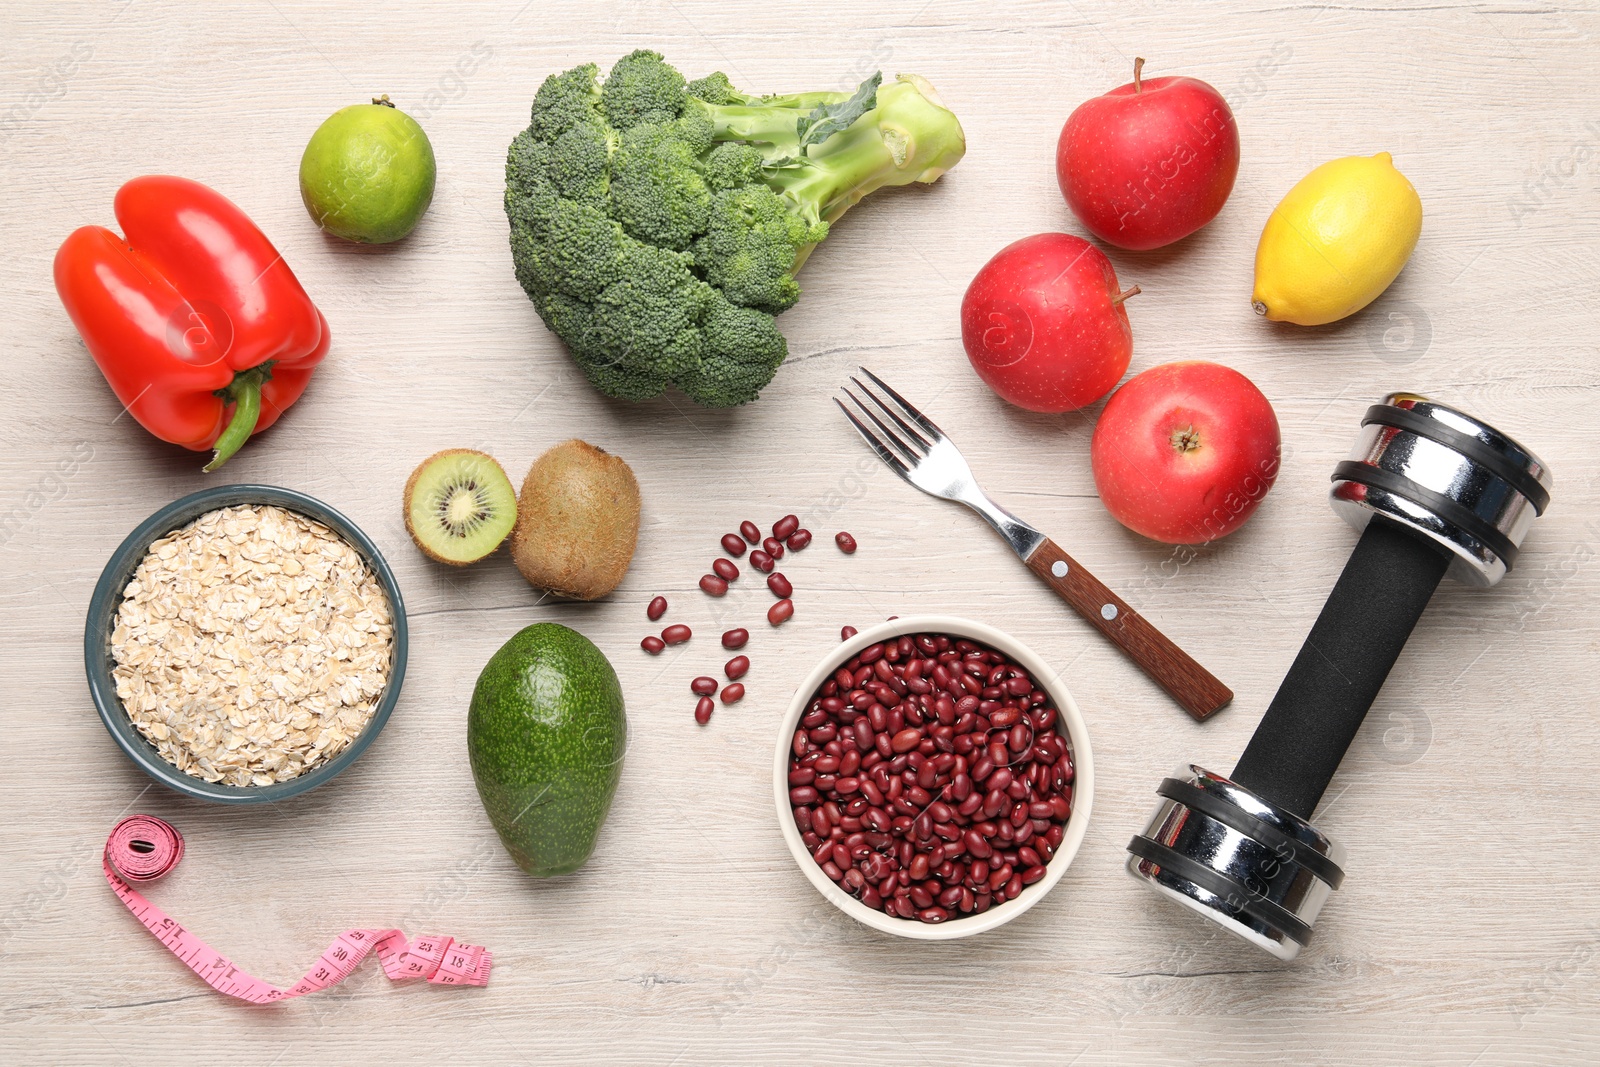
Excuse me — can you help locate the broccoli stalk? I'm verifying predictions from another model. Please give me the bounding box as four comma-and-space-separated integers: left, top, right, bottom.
504, 51, 966, 407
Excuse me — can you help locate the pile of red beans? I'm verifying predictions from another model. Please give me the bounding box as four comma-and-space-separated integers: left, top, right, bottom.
789, 632, 1073, 924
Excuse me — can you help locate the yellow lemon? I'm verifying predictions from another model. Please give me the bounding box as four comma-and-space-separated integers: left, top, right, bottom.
1252, 152, 1422, 326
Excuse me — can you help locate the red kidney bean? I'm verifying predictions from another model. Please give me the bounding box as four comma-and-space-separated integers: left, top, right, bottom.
712, 557, 739, 581
721, 628, 749, 649
695, 697, 714, 724
790, 786, 819, 805
740, 520, 761, 544
721, 683, 745, 704
699, 574, 729, 596
758, 537, 783, 560
835, 531, 857, 553
767, 572, 793, 598
724, 655, 750, 680
647, 596, 668, 621
749, 549, 775, 572
841, 625, 858, 641
983, 789, 1008, 818
721, 533, 747, 557
964, 831, 992, 860
691, 676, 718, 696
787, 528, 812, 551
641, 635, 666, 654
768, 598, 794, 626
890, 728, 922, 754
773, 514, 800, 540
662, 624, 692, 645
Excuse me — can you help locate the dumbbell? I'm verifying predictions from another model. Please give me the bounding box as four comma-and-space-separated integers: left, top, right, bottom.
1125, 393, 1551, 960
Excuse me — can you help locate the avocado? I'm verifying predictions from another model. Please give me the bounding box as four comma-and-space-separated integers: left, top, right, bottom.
468, 623, 627, 876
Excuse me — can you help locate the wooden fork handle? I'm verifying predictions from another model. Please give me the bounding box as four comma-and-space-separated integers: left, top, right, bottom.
1025, 538, 1232, 721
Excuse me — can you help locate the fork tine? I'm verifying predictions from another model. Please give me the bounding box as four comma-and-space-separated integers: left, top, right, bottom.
842, 386, 924, 463
850, 375, 933, 451
858, 366, 946, 440
835, 398, 911, 479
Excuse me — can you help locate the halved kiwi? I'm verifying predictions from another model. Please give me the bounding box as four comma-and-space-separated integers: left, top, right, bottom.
403, 449, 518, 566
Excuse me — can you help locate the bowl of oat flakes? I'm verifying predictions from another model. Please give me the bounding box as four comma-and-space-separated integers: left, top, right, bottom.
85, 485, 408, 803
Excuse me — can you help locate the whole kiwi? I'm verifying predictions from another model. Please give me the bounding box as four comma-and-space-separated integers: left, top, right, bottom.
511, 439, 641, 600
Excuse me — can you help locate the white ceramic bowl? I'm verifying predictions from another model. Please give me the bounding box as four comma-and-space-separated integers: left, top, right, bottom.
774, 615, 1094, 940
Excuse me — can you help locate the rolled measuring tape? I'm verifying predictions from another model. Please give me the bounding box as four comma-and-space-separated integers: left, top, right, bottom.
103, 815, 492, 1003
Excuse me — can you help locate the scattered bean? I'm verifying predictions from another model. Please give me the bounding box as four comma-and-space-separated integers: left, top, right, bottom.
767, 572, 793, 598
640, 635, 666, 654
841, 626, 858, 641
647, 596, 668, 621
725, 655, 750, 680
695, 697, 714, 724
712, 557, 739, 581
740, 520, 761, 544
768, 598, 794, 626
661, 624, 692, 645
762, 537, 785, 559
721, 683, 745, 704
787, 529, 812, 551
721, 533, 747, 557
773, 514, 800, 540
691, 676, 718, 696
749, 549, 775, 572
835, 531, 858, 553
722, 628, 749, 650
699, 574, 729, 596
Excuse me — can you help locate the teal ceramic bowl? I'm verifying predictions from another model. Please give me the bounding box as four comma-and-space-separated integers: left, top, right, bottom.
85, 485, 407, 804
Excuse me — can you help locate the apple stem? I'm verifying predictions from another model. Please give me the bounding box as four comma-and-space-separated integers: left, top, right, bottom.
1111, 285, 1141, 306
1133, 57, 1145, 94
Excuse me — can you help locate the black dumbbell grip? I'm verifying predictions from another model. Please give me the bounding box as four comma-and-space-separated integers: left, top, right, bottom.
1230, 516, 1451, 820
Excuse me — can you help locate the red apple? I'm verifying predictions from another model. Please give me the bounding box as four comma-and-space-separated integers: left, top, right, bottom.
1091, 361, 1279, 544
960, 232, 1139, 413
1056, 58, 1240, 251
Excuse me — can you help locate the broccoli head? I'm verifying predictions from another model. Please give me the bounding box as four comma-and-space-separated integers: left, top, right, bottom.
505, 49, 966, 406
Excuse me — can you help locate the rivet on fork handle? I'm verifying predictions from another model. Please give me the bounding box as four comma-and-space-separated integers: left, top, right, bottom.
1024, 539, 1232, 721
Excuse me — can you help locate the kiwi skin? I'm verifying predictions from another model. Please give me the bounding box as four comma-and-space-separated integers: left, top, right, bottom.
404, 448, 517, 566
510, 439, 641, 600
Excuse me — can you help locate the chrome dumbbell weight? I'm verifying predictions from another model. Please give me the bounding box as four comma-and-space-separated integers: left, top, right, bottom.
1125, 393, 1552, 960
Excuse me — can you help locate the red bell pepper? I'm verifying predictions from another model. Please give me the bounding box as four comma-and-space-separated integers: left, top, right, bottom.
54, 176, 329, 471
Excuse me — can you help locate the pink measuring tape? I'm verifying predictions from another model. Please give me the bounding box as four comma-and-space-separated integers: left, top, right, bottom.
103, 815, 492, 1003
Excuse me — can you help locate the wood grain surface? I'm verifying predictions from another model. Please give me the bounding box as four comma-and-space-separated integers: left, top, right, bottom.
3, 1, 1599, 1063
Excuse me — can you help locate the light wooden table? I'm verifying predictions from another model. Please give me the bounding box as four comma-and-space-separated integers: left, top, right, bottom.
4, 1, 1598, 1062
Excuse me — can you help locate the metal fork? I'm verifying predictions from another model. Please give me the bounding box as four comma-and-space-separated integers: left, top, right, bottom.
837, 367, 1232, 721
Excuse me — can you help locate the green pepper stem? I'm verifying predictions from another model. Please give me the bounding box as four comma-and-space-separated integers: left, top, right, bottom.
203, 365, 272, 472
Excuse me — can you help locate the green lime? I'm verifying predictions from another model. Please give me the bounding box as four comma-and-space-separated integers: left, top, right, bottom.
299, 96, 436, 244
